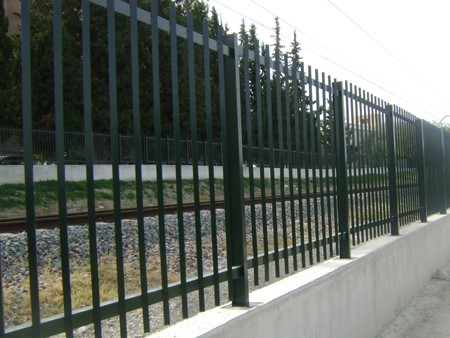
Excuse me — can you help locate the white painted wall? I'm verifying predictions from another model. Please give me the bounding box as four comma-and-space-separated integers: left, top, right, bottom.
0, 165, 224, 184
150, 213, 450, 338
0, 164, 340, 184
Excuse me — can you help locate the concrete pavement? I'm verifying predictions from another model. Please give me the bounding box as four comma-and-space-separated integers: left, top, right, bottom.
379, 260, 450, 338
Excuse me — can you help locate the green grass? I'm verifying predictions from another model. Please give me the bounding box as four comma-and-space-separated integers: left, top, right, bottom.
0, 176, 310, 216
0, 172, 394, 218
0, 183, 26, 209
0, 179, 228, 218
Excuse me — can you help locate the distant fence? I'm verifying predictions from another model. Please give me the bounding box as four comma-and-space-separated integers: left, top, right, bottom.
0, 127, 333, 168
1, 0, 449, 337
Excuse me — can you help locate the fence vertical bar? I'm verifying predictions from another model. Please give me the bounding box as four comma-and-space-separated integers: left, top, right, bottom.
406, 114, 416, 223
223, 34, 249, 307
367, 94, 376, 236
130, 0, 150, 331
349, 84, 361, 244
21, 0, 41, 336
275, 49, 288, 273
301, 64, 313, 265
151, 0, 170, 325
285, 54, 297, 271
440, 129, 447, 214
315, 70, 326, 260
415, 119, 427, 222
187, 12, 205, 312
345, 82, 356, 246
243, 36, 259, 283
308, 66, 320, 262
397, 111, 405, 224
53, 0, 74, 335
333, 81, 351, 258
107, 0, 127, 335
265, 46, 280, 276
81, 0, 102, 335
360, 90, 370, 239
217, 28, 233, 296
293, 59, 306, 268
373, 97, 383, 234
379, 101, 389, 233
171, 5, 188, 318
327, 76, 337, 255
386, 105, 399, 235
203, 19, 220, 303
255, 39, 270, 281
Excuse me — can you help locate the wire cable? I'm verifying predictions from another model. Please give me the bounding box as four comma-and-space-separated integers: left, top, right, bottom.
209, 0, 274, 36
327, 0, 450, 106
249, 0, 442, 119
209, 0, 442, 120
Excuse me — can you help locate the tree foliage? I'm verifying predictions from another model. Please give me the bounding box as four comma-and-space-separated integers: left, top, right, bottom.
0, 0, 19, 127
0, 0, 228, 138
0, 0, 333, 157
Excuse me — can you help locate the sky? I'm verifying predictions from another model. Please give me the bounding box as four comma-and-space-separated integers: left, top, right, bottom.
207, 0, 450, 124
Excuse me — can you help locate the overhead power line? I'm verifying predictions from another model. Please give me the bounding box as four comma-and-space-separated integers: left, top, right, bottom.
209, 0, 274, 34
209, 0, 442, 120
249, 0, 442, 119
327, 0, 450, 106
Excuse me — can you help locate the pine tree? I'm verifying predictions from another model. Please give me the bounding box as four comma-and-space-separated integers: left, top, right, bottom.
271, 17, 284, 64
270, 17, 285, 148
208, 5, 227, 140
247, 23, 259, 141
238, 19, 246, 45
290, 30, 302, 68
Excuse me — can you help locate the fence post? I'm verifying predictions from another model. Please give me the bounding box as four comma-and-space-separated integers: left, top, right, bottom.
223, 34, 249, 307
415, 119, 427, 222
333, 81, 351, 258
440, 129, 447, 214
386, 105, 399, 235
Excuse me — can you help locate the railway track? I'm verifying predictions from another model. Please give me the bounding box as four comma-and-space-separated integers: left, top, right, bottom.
0, 194, 305, 233
0, 184, 400, 233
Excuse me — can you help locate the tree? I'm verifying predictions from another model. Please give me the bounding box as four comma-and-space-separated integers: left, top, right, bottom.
271, 17, 284, 63
207, 5, 225, 140
290, 30, 301, 66
0, 0, 235, 143
0, 0, 19, 127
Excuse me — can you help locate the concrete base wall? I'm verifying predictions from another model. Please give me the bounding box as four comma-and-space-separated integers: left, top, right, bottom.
0, 165, 224, 183
151, 213, 450, 338
0, 165, 336, 184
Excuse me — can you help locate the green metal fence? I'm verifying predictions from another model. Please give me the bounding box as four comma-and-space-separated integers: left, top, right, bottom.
1, 0, 449, 337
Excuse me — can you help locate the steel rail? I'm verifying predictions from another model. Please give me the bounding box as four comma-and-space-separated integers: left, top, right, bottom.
0, 185, 407, 233
0, 196, 290, 233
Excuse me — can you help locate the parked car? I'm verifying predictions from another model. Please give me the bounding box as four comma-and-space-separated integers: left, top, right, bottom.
0, 154, 24, 164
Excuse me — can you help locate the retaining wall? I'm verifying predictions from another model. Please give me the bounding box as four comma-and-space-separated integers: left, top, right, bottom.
151, 213, 450, 338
